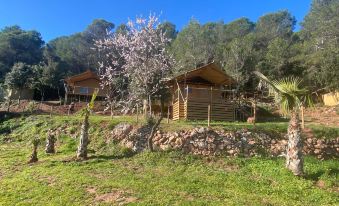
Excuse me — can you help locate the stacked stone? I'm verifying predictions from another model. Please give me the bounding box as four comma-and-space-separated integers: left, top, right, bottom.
304, 137, 339, 160
111, 123, 339, 159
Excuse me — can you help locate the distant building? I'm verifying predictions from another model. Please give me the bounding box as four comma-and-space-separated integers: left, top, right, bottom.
64, 70, 107, 103
168, 63, 236, 121
322, 91, 339, 106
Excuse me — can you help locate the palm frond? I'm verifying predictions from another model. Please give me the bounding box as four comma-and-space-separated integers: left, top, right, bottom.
253, 71, 282, 94
89, 89, 99, 110
253, 71, 313, 114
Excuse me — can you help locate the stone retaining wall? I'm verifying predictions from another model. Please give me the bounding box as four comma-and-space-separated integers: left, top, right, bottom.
112, 123, 339, 159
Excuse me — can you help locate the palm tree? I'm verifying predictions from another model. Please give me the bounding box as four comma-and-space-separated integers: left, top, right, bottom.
76, 89, 98, 159
254, 71, 312, 176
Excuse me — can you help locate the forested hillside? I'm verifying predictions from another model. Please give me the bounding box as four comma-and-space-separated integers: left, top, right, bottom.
0, 0, 338, 95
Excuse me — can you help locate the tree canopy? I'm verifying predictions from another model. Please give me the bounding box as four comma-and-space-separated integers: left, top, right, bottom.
0, 0, 338, 97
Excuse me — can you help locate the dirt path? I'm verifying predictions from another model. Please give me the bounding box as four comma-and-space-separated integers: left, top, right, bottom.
304, 106, 339, 127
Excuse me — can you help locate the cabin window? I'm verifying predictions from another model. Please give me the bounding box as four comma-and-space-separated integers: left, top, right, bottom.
79, 87, 89, 94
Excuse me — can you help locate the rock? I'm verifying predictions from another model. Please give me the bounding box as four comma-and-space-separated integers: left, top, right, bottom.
160, 144, 170, 151
124, 140, 134, 149
281, 140, 288, 145
218, 144, 224, 150
160, 137, 167, 144
314, 149, 321, 154
307, 138, 313, 144
197, 127, 205, 134
175, 138, 183, 146
248, 140, 256, 145
169, 135, 176, 143
317, 139, 324, 145
206, 136, 215, 143
197, 141, 206, 149
112, 123, 133, 140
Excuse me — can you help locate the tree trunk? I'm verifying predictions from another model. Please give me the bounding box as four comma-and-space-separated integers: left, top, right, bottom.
7, 97, 11, 112
143, 99, 148, 119
253, 100, 257, 128
28, 141, 39, 163
77, 113, 90, 159
148, 95, 152, 116
110, 102, 114, 118
40, 90, 44, 110
286, 111, 303, 176
57, 87, 62, 106
45, 131, 56, 154
147, 99, 164, 152
18, 89, 22, 105
64, 92, 68, 106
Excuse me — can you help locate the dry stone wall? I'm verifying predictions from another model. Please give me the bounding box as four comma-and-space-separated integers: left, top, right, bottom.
111, 123, 339, 160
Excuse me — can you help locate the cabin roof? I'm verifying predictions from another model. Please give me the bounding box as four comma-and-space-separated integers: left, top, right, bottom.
65, 70, 100, 84
170, 63, 235, 85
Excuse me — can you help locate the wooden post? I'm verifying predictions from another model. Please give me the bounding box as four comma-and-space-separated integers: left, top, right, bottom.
143, 99, 147, 118
167, 105, 170, 124
50, 106, 53, 117
178, 89, 180, 120
301, 105, 305, 129
208, 104, 211, 127
148, 95, 152, 117
136, 104, 139, 124
253, 99, 257, 128
186, 85, 189, 120
210, 86, 213, 123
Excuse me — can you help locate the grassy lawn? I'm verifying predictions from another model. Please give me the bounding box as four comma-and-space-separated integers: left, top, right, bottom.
0, 114, 338, 205
0, 142, 338, 205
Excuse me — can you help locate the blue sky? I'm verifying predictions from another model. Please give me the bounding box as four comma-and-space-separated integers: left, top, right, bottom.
0, 0, 311, 42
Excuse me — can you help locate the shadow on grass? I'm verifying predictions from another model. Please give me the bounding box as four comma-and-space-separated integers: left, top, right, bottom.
89, 152, 137, 161
0, 111, 22, 123
304, 167, 339, 181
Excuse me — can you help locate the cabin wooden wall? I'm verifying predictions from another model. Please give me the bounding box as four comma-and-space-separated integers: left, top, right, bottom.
71, 78, 107, 97
171, 83, 235, 121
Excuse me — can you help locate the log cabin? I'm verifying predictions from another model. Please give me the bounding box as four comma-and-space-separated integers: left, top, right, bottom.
64, 70, 107, 103
168, 63, 236, 121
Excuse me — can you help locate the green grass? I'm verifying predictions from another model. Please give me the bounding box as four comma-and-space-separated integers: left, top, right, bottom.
0, 114, 338, 205
0, 142, 338, 206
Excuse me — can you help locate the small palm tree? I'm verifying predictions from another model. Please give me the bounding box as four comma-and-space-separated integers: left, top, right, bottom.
76, 89, 98, 159
254, 71, 312, 176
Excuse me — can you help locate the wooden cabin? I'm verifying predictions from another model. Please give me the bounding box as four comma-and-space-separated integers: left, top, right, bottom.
64, 70, 107, 102
322, 91, 339, 106
169, 63, 236, 121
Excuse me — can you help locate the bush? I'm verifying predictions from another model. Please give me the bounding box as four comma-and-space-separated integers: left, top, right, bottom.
25, 101, 38, 113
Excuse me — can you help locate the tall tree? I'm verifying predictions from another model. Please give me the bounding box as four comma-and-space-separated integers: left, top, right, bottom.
255, 10, 296, 46
5, 62, 34, 104
221, 34, 256, 88
301, 0, 339, 91
263, 37, 304, 78
48, 19, 114, 74
171, 19, 213, 71
157, 21, 177, 41
32, 45, 66, 101
98, 14, 175, 151
223, 18, 255, 41
0, 26, 44, 81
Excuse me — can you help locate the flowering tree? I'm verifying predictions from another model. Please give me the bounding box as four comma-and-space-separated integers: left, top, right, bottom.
95, 35, 127, 117
96, 14, 175, 151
